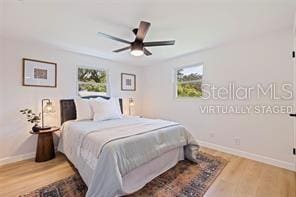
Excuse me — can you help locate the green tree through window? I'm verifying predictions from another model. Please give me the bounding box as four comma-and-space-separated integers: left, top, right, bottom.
176, 65, 203, 98
78, 68, 107, 97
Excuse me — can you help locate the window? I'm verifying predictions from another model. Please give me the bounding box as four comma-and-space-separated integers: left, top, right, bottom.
78, 67, 108, 97
176, 64, 203, 98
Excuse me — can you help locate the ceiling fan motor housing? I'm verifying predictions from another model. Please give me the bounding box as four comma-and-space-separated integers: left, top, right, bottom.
131, 41, 144, 51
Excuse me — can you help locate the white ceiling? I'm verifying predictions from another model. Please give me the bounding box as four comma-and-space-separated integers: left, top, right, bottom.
2, 0, 296, 66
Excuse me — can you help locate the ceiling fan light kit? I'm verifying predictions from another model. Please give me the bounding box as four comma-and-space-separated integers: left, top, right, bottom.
131, 49, 144, 56
131, 42, 144, 56
97, 21, 175, 57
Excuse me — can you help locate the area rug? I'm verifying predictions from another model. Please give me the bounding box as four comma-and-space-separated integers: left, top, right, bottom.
22, 152, 227, 197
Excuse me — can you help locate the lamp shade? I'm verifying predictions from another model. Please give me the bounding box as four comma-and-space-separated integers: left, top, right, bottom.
129, 98, 134, 106
43, 101, 55, 113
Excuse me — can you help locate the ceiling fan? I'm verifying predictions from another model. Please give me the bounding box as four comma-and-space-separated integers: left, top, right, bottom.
97, 21, 175, 56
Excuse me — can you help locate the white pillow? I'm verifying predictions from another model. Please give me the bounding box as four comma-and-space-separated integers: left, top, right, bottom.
92, 97, 122, 114
91, 97, 107, 102
74, 98, 93, 120
111, 97, 122, 115
90, 98, 122, 121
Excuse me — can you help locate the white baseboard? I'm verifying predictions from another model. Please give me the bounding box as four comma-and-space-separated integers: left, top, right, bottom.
0, 152, 35, 166
199, 141, 296, 172
0, 143, 295, 172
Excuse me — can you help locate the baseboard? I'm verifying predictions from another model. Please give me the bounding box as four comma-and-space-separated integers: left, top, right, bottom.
0, 143, 295, 172
199, 141, 296, 172
0, 152, 35, 166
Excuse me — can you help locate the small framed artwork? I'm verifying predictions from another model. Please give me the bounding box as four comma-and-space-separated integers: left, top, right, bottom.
121, 73, 136, 91
22, 58, 57, 88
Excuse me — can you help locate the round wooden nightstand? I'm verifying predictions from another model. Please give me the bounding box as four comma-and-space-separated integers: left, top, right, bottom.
30, 127, 59, 162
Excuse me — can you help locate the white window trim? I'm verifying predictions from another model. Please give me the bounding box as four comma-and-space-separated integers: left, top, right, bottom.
76, 65, 110, 97
174, 63, 204, 100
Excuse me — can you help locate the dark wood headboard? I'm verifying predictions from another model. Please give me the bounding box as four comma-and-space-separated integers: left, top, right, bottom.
60, 96, 123, 125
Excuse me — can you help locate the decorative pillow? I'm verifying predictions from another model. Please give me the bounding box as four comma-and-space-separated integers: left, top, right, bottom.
74, 98, 93, 120
90, 98, 122, 121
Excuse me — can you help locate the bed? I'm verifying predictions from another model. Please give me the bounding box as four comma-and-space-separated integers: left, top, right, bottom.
58, 96, 199, 197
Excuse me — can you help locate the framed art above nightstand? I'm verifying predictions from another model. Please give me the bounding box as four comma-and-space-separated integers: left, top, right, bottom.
23, 58, 57, 88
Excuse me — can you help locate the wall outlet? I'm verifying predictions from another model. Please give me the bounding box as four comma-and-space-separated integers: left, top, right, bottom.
234, 137, 240, 145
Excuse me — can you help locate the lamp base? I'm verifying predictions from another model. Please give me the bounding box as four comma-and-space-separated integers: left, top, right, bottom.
39, 126, 52, 130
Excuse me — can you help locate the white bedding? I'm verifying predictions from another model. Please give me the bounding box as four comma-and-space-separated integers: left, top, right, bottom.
58, 117, 198, 197
122, 147, 184, 193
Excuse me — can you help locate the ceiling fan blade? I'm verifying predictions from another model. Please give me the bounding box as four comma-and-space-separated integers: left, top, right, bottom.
97, 32, 131, 44
143, 48, 152, 56
136, 21, 151, 41
113, 46, 131, 53
144, 40, 175, 47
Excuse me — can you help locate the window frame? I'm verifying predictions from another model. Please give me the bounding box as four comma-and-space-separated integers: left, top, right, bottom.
174, 63, 204, 99
76, 65, 110, 97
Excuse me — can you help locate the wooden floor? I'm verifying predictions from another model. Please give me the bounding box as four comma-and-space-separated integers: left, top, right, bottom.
0, 147, 295, 197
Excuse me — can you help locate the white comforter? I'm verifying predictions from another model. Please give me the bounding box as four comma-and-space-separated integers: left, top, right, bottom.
58, 117, 198, 197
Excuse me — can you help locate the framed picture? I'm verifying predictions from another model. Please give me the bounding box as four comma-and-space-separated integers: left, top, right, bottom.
121, 73, 136, 91
22, 58, 57, 88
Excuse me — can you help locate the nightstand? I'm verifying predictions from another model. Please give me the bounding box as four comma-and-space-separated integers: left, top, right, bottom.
30, 127, 59, 162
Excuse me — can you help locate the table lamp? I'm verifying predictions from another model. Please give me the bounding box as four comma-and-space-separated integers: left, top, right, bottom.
40, 99, 55, 130
128, 98, 134, 116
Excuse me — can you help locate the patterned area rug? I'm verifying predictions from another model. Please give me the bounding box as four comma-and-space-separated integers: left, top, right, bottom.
22, 152, 227, 197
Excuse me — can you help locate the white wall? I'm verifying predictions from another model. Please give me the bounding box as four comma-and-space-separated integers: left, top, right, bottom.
0, 37, 143, 162
0, 1, 4, 130
142, 29, 295, 170
1, 28, 294, 171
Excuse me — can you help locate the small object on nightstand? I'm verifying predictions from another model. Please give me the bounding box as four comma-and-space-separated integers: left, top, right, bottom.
128, 98, 134, 116
19, 109, 41, 132
40, 99, 55, 130
30, 127, 59, 162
